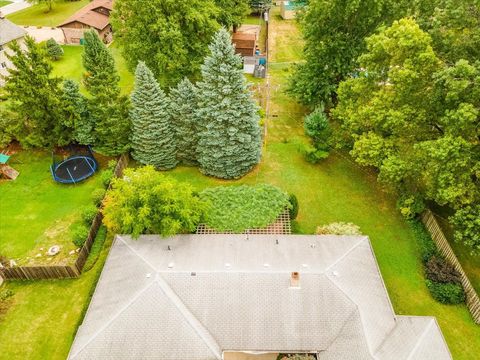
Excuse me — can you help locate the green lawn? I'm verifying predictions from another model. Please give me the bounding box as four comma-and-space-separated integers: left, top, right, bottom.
0, 1, 12, 8
0, 6, 478, 360
51, 45, 134, 94
6, 0, 90, 27
0, 150, 107, 265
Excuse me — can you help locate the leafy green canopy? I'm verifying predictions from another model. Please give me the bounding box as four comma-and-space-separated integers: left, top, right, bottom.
102, 166, 207, 238
199, 184, 290, 232
215, 0, 250, 31
196, 28, 262, 179
333, 18, 480, 251
111, 0, 220, 88
130, 62, 177, 169
288, 0, 405, 107
82, 30, 130, 155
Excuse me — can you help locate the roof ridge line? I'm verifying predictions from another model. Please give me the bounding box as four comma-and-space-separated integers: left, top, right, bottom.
155, 274, 222, 360
116, 235, 158, 271
324, 236, 367, 273
70, 282, 156, 359
405, 318, 434, 360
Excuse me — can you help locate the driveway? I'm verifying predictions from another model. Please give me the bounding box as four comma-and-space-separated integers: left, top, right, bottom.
0, 0, 31, 16
24, 26, 65, 44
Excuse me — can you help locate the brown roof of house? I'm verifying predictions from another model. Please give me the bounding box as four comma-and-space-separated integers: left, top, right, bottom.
59, 0, 114, 30
232, 32, 256, 50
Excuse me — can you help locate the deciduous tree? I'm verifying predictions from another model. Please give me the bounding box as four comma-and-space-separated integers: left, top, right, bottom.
102, 166, 207, 238
111, 0, 220, 87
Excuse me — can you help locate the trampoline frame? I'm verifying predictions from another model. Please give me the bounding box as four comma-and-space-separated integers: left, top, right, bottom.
51, 147, 98, 184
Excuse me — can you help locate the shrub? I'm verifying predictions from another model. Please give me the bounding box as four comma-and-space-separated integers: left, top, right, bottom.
72, 224, 89, 248
409, 220, 438, 263
316, 222, 362, 235
397, 193, 425, 220
303, 144, 329, 164
45, 38, 64, 61
92, 188, 106, 207
304, 104, 331, 148
199, 184, 290, 232
425, 256, 462, 285
0, 289, 13, 302
288, 193, 299, 220
450, 205, 480, 252
101, 169, 114, 188
426, 280, 465, 305
81, 205, 98, 226
107, 159, 118, 170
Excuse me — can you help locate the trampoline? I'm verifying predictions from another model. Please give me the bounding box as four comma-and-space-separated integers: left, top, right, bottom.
51, 147, 98, 184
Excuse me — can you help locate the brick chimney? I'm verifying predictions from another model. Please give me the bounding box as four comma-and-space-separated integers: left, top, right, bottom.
290, 271, 300, 288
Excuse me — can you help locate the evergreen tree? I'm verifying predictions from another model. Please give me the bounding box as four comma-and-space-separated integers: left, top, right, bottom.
169, 78, 199, 165
62, 79, 94, 145
130, 62, 177, 170
82, 30, 130, 155
196, 29, 262, 179
5, 36, 73, 147
45, 38, 63, 61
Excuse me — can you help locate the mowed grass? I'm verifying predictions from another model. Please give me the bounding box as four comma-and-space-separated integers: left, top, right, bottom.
0, 150, 105, 264
51, 45, 134, 94
0, 1, 12, 8
0, 6, 478, 360
6, 0, 90, 27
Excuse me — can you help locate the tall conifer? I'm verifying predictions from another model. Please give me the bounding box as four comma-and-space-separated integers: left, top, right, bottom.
196, 29, 262, 179
130, 62, 177, 169
62, 79, 94, 145
82, 30, 130, 155
169, 78, 199, 165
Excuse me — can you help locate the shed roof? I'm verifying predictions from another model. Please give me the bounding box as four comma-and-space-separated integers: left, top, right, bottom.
232, 32, 256, 49
59, 0, 113, 30
68, 234, 452, 360
0, 17, 26, 46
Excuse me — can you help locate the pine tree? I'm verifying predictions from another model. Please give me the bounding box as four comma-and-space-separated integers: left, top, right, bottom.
130, 62, 177, 169
196, 29, 262, 179
169, 78, 199, 165
45, 38, 63, 61
82, 30, 130, 155
5, 36, 73, 147
62, 79, 94, 145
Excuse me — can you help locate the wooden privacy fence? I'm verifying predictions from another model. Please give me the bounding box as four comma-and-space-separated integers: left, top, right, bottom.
421, 209, 480, 324
0, 154, 129, 281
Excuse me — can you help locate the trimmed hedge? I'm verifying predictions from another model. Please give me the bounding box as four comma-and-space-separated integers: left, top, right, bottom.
425, 255, 462, 285
288, 193, 299, 220
72, 224, 89, 248
199, 184, 290, 232
426, 280, 465, 305
81, 205, 98, 226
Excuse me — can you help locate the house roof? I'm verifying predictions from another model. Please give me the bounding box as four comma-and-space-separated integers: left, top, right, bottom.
68, 234, 452, 360
232, 32, 256, 49
0, 17, 26, 46
59, 0, 113, 30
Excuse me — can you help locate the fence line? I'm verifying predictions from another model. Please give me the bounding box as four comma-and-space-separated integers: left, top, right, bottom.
421, 210, 480, 324
0, 153, 130, 281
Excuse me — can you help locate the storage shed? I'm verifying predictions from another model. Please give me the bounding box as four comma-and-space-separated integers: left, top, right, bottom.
232, 32, 256, 57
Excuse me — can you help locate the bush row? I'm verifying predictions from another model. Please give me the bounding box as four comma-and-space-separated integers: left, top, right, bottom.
410, 220, 465, 305
70, 160, 117, 248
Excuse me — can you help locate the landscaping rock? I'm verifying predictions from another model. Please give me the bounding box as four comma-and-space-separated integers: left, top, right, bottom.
69, 250, 76, 255
35, 253, 42, 258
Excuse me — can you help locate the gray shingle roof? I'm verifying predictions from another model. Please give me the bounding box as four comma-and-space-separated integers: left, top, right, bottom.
68, 234, 452, 360
0, 18, 26, 46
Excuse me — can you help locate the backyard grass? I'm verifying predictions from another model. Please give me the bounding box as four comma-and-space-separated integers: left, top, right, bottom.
6, 0, 90, 27
0, 6, 478, 360
0, 1, 12, 8
0, 150, 107, 265
51, 45, 134, 94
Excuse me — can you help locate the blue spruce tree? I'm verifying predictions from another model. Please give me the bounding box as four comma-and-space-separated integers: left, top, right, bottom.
130, 62, 177, 169
196, 28, 262, 179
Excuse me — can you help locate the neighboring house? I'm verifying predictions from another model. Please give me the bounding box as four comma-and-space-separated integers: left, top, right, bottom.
59, 0, 114, 45
0, 12, 26, 86
68, 234, 452, 360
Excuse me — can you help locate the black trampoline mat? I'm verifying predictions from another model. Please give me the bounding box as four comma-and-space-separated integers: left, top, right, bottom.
54, 157, 96, 182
